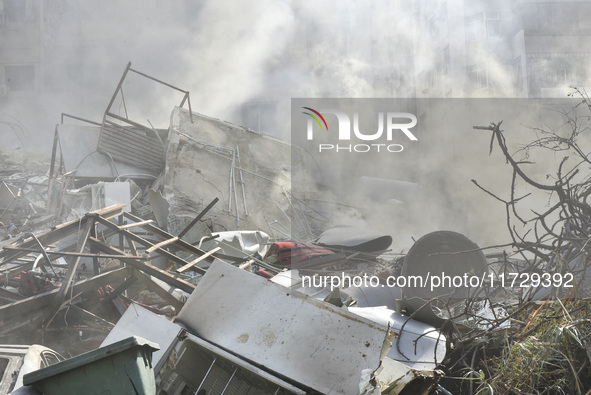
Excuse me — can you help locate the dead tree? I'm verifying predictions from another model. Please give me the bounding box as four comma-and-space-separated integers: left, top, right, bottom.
472, 91, 591, 299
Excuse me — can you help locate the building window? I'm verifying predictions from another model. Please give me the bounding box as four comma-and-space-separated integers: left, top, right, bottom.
468, 64, 489, 89
524, 3, 580, 31
5, 65, 34, 92
465, 12, 503, 41
513, 56, 523, 91
540, 66, 571, 87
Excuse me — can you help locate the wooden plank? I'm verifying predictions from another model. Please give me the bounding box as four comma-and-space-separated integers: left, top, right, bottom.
127, 237, 139, 257
94, 217, 206, 275
0, 204, 126, 265
132, 270, 185, 312
145, 237, 179, 254
177, 247, 221, 273
123, 211, 218, 263
88, 237, 195, 293
118, 220, 153, 230
53, 218, 95, 306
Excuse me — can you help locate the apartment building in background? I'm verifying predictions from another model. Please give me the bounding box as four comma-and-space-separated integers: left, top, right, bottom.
1, 0, 591, 144
414, 0, 591, 98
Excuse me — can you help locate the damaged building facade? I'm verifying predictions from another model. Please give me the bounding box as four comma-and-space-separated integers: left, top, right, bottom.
48, 62, 300, 240
0, 62, 458, 394
3, 60, 577, 394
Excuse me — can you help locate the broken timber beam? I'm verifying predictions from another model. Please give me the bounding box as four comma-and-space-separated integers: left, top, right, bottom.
177, 246, 221, 273
94, 216, 207, 274
0, 204, 126, 265
53, 216, 96, 307
145, 237, 179, 254
123, 212, 220, 263
177, 197, 219, 238
118, 219, 153, 230
87, 237, 196, 293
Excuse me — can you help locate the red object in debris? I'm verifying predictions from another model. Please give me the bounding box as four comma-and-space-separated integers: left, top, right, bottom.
265, 242, 334, 266
255, 270, 274, 279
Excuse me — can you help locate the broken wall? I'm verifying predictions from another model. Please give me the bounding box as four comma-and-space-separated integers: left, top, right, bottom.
160, 106, 302, 241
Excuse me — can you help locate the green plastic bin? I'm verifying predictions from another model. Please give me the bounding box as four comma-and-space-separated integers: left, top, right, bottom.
23, 336, 160, 395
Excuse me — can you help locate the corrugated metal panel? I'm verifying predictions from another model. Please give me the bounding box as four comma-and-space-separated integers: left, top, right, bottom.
57, 124, 161, 180
97, 121, 165, 171
176, 261, 392, 394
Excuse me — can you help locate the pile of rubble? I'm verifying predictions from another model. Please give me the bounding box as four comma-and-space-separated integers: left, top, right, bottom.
3, 63, 587, 395
0, 63, 454, 395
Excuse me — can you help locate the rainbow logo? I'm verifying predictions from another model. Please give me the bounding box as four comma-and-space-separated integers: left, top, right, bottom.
302, 107, 328, 131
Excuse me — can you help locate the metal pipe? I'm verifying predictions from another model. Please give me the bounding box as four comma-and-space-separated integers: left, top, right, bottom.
185, 93, 194, 123
60, 113, 102, 126
284, 188, 310, 239
47, 126, 60, 210
129, 67, 189, 94
232, 155, 240, 228
236, 146, 249, 216
195, 357, 217, 394
220, 368, 238, 395
179, 197, 220, 239
275, 204, 291, 224
146, 119, 165, 148
215, 240, 280, 273
27, 232, 59, 279
228, 152, 234, 212
187, 97, 194, 123
233, 166, 281, 185
120, 86, 128, 118
105, 113, 153, 131
105, 62, 131, 116
268, 220, 292, 240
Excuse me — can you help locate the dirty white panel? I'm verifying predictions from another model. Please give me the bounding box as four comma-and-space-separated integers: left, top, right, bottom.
101, 304, 182, 371
271, 270, 445, 370
348, 306, 446, 370
103, 182, 131, 212
373, 357, 417, 394
212, 230, 270, 257
176, 261, 391, 395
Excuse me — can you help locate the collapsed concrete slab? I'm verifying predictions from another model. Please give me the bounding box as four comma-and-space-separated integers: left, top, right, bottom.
160, 106, 314, 240
175, 261, 444, 394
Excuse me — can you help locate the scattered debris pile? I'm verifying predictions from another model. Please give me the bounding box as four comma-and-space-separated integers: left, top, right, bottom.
4, 65, 591, 395
0, 203, 223, 351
